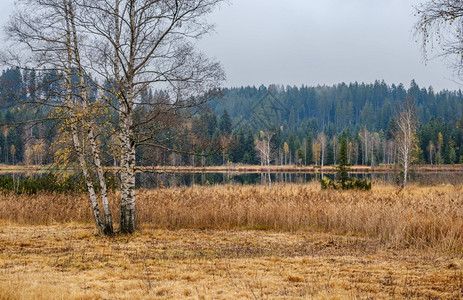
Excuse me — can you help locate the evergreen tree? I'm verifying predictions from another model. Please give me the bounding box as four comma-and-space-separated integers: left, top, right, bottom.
326, 141, 334, 166
230, 128, 246, 163
305, 135, 313, 165
219, 109, 232, 135
296, 148, 305, 166
243, 129, 257, 164
336, 137, 350, 188
288, 133, 297, 164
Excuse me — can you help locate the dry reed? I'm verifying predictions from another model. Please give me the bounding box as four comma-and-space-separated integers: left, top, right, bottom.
1, 182, 463, 251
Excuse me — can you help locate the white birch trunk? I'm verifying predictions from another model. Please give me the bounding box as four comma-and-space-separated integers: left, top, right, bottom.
72, 124, 105, 233
403, 157, 408, 188
266, 138, 271, 190
395, 100, 416, 188
64, 1, 105, 233
108, 0, 136, 233
119, 80, 136, 233
123, 5, 137, 230
68, 1, 113, 234
87, 127, 114, 234
119, 110, 135, 233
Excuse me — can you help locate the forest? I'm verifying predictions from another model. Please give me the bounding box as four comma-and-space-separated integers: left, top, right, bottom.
0, 67, 461, 169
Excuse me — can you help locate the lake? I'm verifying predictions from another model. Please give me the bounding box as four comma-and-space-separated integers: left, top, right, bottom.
135, 170, 463, 188
2, 166, 462, 189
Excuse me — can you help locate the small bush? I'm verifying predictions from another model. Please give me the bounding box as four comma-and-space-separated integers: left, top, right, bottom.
352, 178, 372, 190
320, 176, 335, 189
321, 176, 371, 191
321, 137, 372, 191
0, 172, 119, 195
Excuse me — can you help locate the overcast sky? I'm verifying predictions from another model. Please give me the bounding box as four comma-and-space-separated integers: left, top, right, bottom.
0, 0, 460, 91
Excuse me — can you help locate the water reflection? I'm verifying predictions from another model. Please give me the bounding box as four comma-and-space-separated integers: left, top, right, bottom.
1, 170, 461, 190
135, 171, 463, 189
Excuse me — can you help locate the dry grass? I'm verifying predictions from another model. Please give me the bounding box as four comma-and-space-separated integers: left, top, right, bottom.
2, 183, 463, 298
139, 183, 463, 251
2, 182, 463, 251
1, 224, 463, 299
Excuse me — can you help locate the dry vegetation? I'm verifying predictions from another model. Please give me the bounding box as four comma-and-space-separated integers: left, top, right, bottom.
2, 223, 463, 299
1, 182, 463, 298
2, 182, 463, 251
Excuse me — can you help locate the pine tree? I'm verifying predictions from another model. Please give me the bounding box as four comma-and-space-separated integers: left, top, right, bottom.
336, 137, 350, 188
243, 129, 257, 164
219, 109, 233, 135
306, 135, 313, 165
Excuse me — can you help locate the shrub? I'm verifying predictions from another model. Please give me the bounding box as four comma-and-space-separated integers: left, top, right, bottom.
321, 137, 372, 191
0, 171, 119, 195
320, 176, 371, 191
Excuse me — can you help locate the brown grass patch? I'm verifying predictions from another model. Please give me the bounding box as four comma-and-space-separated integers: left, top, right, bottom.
1, 224, 463, 299
1, 182, 463, 251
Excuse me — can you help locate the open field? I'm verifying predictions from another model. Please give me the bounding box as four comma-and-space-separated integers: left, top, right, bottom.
1, 183, 463, 298
1, 224, 463, 299
2, 182, 463, 250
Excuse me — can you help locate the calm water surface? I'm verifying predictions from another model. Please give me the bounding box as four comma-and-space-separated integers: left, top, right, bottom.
4, 170, 462, 189
135, 170, 463, 189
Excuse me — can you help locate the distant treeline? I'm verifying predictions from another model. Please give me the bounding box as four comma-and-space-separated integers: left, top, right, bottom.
0, 67, 462, 167
210, 81, 463, 136
206, 81, 463, 166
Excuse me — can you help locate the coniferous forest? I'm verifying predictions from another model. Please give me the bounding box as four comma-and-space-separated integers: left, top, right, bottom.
1, 67, 463, 168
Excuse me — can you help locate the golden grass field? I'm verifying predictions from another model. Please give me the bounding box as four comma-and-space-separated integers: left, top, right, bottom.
1, 182, 463, 299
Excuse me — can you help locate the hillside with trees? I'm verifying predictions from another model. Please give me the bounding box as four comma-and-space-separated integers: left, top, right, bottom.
207, 80, 463, 167
1, 68, 462, 168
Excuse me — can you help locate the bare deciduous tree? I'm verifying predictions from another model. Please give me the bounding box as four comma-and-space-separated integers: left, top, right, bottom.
312, 140, 321, 166
393, 98, 419, 188
80, 0, 224, 233
256, 130, 274, 190
317, 132, 327, 168
4, 0, 225, 234
5, 0, 114, 234
415, 1, 463, 76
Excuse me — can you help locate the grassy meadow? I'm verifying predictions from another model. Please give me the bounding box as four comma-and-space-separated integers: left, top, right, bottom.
1, 182, 463, 298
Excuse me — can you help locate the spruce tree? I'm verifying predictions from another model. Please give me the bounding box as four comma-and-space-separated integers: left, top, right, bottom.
336, 137, 350, 188
306, 135, 313, 165
219, 109, 233, 135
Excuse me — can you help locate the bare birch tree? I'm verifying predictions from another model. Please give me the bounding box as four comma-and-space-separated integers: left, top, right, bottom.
4, 0, 114, 234
359, 127, 369, 165
393, 98, 419, 188
312, 140, 321, 166
256, 130, 274, 190
415, 1, 463, 76
85, 0, 224, 233
428, 140, 435, 165
4, 0, 225, 234
317, 132, 327, 168
332, 135, 338, 165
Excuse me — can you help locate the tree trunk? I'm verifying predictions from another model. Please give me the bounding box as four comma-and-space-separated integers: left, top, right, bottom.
119, 82, 136, 234
68, 0, 113, 234
403, 158, 408, 188
64, 2, 105, 234
88, 128, 114, 234
266, 139, 271, 191
72, 125, 105, 233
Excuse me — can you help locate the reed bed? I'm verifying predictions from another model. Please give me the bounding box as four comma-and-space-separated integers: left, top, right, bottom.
1, 182, 463, 251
